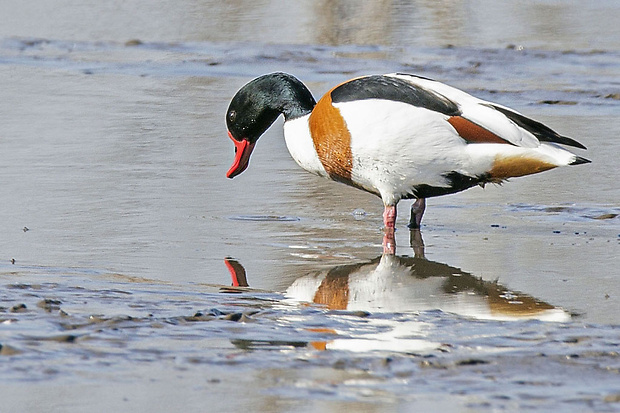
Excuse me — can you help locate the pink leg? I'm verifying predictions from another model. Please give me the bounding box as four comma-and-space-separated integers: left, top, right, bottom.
383, 205, 397, 255
408, 198, 426, 229
383, 205, 397, 229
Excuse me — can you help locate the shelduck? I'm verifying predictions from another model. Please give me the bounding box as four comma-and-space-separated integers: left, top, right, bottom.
225, 72, 589, 250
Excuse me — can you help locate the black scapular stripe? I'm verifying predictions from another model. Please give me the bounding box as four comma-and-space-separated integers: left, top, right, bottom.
330, 75, 461, 117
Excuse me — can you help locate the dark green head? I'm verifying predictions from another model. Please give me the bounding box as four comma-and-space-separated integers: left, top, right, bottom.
226, 72, 315, 178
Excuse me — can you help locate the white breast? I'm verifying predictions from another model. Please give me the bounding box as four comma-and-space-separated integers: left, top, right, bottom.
283, 115, 328, 178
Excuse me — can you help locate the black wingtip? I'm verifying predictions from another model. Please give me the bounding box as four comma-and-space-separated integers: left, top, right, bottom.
486, 103, 588, 150
570, 156, 591, 166
557, 135, 587, 150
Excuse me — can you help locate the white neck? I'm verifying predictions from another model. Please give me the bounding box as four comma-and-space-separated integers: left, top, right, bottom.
283, 115, 328, 178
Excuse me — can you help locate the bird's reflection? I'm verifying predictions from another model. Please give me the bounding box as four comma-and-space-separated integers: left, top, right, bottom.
225, 230, 570, 322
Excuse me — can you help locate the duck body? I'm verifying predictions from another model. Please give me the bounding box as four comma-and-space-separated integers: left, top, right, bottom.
226, 72, 589, 244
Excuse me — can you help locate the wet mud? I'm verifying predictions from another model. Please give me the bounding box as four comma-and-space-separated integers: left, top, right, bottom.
1, 257, 619, 412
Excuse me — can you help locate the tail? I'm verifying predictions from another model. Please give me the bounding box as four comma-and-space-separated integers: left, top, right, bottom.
570, 156, 591, 166
467, 143, 590, 181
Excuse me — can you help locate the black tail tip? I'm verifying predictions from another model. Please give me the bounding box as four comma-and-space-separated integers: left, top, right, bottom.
570, 156, 591, 166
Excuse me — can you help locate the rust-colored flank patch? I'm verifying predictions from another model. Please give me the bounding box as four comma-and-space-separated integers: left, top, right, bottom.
308, 88, 353, 183
490, 156, 556, 179
447, 116, 511, 145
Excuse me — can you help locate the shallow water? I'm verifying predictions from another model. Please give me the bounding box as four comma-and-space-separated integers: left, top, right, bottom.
1, 1, 619, 412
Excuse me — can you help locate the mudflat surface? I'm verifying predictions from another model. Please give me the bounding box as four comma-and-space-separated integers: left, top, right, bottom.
0, 1, 619, 412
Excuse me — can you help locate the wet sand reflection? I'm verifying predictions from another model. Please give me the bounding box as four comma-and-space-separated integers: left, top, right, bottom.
225, 230, 570, 323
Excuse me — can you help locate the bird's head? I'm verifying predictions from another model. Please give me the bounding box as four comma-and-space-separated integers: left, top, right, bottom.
225, 75, 288, 178
225, 73, 315, 178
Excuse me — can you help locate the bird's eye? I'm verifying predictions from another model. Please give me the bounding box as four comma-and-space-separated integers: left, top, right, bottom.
228, 110, 237, 123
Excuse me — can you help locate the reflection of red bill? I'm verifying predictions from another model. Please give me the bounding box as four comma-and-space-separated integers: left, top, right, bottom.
224, 257, 248, 287
226, 132, 255, 178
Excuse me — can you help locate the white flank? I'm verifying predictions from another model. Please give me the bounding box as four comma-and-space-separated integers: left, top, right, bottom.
335, 99, 474, 204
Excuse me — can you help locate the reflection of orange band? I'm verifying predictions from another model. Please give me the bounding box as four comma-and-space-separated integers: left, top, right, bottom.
310, 341, 327, 351
307, 328, 337, 351
306, 327, 338, 335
